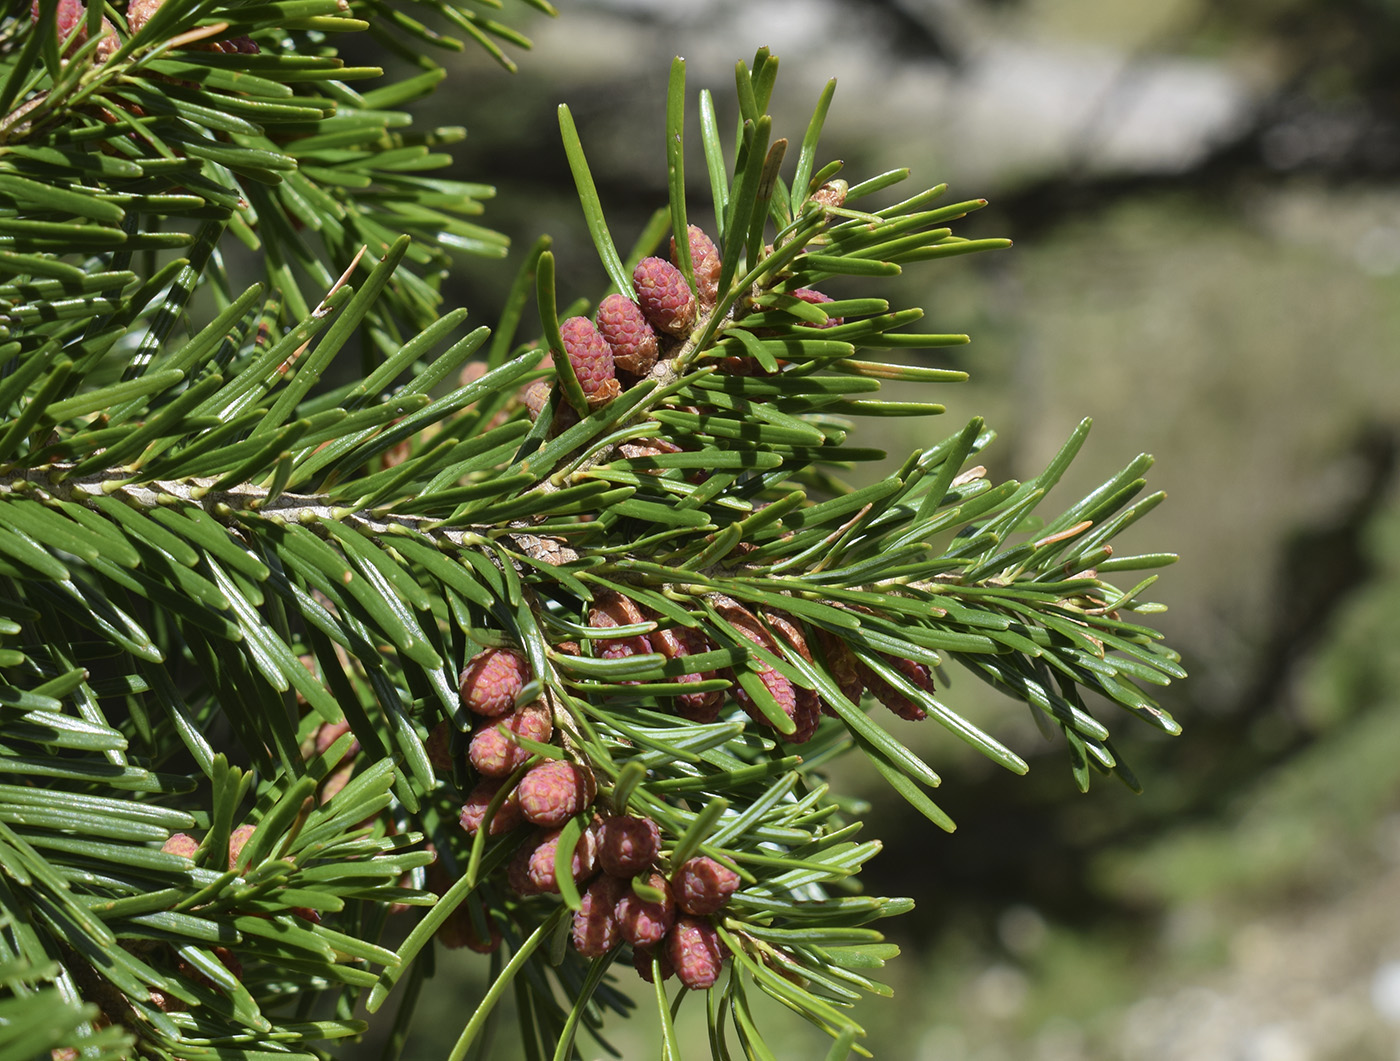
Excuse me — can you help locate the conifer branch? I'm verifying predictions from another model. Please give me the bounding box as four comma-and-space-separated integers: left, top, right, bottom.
0, 6, 1183, 1059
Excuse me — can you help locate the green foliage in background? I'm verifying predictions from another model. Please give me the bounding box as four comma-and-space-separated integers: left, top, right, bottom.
0, 1, 1182, 1057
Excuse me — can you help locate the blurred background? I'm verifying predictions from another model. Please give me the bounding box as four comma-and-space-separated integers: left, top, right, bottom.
364, 0, 1400, 1056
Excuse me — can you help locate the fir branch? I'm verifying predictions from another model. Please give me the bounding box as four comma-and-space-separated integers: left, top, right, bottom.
0, 12, 1183, 1059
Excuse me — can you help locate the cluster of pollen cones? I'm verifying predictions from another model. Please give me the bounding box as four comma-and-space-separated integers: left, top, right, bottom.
425, 578, 935, 985
524, 221, 844, 423
440, 644, 739, 988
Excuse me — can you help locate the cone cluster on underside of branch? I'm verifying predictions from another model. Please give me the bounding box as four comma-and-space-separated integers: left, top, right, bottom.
443, 643, 740, 988
429, 571, 938, 984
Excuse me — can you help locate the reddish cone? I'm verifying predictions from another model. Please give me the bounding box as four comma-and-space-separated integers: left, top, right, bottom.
161, 833, 198, 860
468, 700, 552, 778
615, 873, 676, 947
597, 815, 661, 878
633, 256, 696, 336
459, 647, 528, 718
572, 875, 627, 957
517, 759, 596, 827
671, 225, 721, 310
651, 624, 723, 722
813, 628, 865, 716
559, 316, 620, 408
596, 294, 660, 376
588, 590, 652, 661
458, 778, 525, 836
790, 287, 843, 328
856, 654, 932, 722
508, 826, 598, 896
634, 944, 675, 983
668, 916, 728, 990
671, 855, 740, 915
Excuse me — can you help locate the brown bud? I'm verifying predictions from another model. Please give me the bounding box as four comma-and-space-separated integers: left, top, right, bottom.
811, 179, 848, 210
523, 379, 551, 421
522, 378, 580, 435
617, 438, 685, 470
